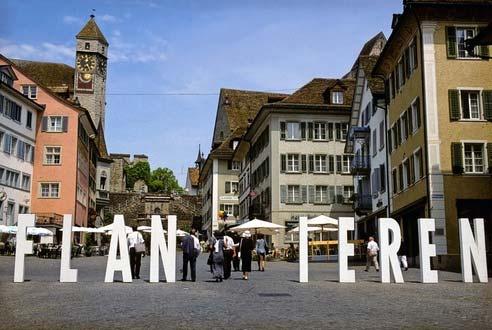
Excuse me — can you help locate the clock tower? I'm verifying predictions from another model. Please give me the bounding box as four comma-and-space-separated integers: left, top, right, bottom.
74, 15, 108, 128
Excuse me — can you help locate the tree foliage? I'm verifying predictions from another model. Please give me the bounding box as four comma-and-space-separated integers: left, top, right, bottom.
124, 161, 151, 190
124, 163, 183, 194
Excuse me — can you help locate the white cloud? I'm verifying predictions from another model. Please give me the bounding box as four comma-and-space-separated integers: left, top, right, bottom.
0, 38, 74, 64
108, 30, 168, 63
63, 15, 82, 24
99, 14, 118, 23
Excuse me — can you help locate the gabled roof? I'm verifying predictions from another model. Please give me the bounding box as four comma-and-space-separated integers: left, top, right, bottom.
344, 32, 387, 79
187, 167, 200, 187
279, 78, 355, 107
212, 126, 247, 157
0, 65, 18, 80
220, 88, 289, 133
76, 16, 108, 45
9, 59, 74, 95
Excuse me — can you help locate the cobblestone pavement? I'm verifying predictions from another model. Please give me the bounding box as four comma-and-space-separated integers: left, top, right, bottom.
0, 254, 490, 329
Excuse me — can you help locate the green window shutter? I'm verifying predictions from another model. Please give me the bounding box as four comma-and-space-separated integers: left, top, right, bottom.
478, 27, 490, 58
301, 185, 308, 203
308, 122, 313, 140
280, 122, 286, 140
62, 116, 69, 132
487, 143, 492, 174
387, 129, 392, 154
301, 154, 307, 173
328, 122, 334, 140
280, 154, 286, 172
308, 155, 314, 173
416, 98, 421, 128
301, 122, 306, 139
335, 123, 341, 140
41, 117, 48, 132
446, 26, 457, 59
280, 185, 287, 204
482, 90, 492, 121
451, 142, 464, 174
328, 155, 334, 173
448, 90, 460, 121
308, 185, 315, 204
329, 186, 335, 203
336, 155, 342, 173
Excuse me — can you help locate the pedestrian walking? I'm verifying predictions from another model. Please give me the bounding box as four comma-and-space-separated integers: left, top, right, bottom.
240, 230, 254, 280
399, 239, 409, 271
181, 229, 200, 282
211, 230, 224, 282
365, 236, 379, 272
223, 231, 235, 279
255, 233, 267, 271
127, 227, 145, 279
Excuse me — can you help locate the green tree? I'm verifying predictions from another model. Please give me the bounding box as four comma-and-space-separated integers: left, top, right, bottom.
124, 161, 151, 189
149, 167, 184, 194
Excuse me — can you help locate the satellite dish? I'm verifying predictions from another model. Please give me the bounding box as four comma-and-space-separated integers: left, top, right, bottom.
0, 191, 7, 202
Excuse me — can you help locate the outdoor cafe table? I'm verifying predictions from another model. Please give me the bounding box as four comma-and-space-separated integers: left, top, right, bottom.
308, 239, 365, 258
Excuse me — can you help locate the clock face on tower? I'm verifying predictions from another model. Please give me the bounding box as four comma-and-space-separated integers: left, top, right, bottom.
76, 54, 96, 73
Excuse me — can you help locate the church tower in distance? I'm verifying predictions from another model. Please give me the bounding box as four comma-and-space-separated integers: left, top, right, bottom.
74, 15, 108, 128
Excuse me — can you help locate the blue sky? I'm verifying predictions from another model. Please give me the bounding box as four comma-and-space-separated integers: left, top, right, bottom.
0, 0, 401, 185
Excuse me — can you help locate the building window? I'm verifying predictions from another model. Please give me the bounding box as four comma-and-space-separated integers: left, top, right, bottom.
4, 98, 22, 122
463, 143, 485, 173
456, 27, 477, 58
287, 185, 301, 203
402, 159, 410, 189
313, 154, 327, 173
343, 186, 354, 203
231, 161, 240, 171
5, 169, 20, 188
21, 174, 30, 191
341, 123, 348, 141
313, 122, 326, 140
397, 60, 404, 90
372, 129, 377, 157
19, 205, 29, 215
100, 171, 107, 190
411, 99, 421, 133
286, 122, 301, 140
44, 146, 61, 165
41, 183, 60, 198
47, 116, 63, 132
225, 181, 239, 194
21, 85, 37, 99
85, 42, 90, 50
379, 121, 385, 151
315, 185, 329, 203
26, 111, 33, 129
460, 90, 482, 120
331, 91, 344, 104
400, 112, 408, 142
287, 154, 300, 172
413, 148, 423, 181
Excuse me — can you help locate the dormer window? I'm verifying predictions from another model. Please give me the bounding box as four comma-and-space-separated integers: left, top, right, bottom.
85, 42, 90, 50
22, 85, 37, 99
332, 91, 344, 104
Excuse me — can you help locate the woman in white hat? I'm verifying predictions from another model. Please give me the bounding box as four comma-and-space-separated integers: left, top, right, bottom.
239, 230, 254, 280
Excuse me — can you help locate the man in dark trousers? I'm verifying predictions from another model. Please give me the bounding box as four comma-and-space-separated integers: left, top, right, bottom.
181, 229, 199, 282
223, 231, 235, 279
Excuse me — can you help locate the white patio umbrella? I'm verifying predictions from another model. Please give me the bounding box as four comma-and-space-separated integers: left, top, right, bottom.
288, 226, 338, 233
99, 223, 133, 234
306, 215, 338, 227
0, 225, 17, 234
61, 227, 105, 233
176, 229, 189, 237
136, 225, 168, 234
230, 218, 285, 235
27, 227, 54, 236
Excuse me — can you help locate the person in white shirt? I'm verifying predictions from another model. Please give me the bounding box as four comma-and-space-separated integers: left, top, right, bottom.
222, 231, 235, 279
365, 236, 380, 272
127, 227, 145, 279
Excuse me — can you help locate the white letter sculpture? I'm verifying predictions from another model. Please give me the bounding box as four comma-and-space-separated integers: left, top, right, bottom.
60, 215, 78, 282
299, 216, 308, 283
104, 215, 132, 283
150, 214, 176, 283
459, 218, 488, 283
418, 218, 438, 283
338, 217, 355, 283
378, 218, 404, 283
14, 214, 35, 282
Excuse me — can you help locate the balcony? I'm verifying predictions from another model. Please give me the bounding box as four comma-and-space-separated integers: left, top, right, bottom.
350, 156, 371, 175
96, 189, 110, 206
349, 126, 370, 140
354, 194, 372, 214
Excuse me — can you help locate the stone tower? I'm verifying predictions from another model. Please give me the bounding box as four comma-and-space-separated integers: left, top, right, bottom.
74, 15, 108, 128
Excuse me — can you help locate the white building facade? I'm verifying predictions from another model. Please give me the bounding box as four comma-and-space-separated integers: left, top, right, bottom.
0, 65, 43, 225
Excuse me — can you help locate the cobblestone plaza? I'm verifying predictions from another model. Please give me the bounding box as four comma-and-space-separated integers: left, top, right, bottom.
0, 254, 490, 329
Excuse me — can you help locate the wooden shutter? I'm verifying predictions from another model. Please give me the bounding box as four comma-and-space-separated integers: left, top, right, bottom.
41, 117, 48, 132
448, 90, 460, 121
482, 90, 492, 121
335, 123, 341, 140
329, 186, 335, 203
413, 38, 418, 68
308, 122, 313, 140
416, 98, 421, 128
336, 155, 342, 173
280, 154, 286, 172
308, 185, 315, 204
308, 155, 314, 173
336, 186, 343, 203
409, 155, 415, 185
301, 185, 307, 203
418, 149, 424, 179
407, 106, 413, 133
380, 164, 386, 191
451, 142, 464, 174
31, 146, 35, 163
478, 27, 490, 58
391, 72, 396, 98
328, 123, 334, 140
387, 129, 392, 154
62, 116, 68, 132
301, 154, 307, 173
487, 143, 492, 174
280, 185, 287, 203
446, 26, 457, 59
225, 181, 231, 193
301, 122, 306, 139
328, 155, 334, 173
280, 122, 286, 140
